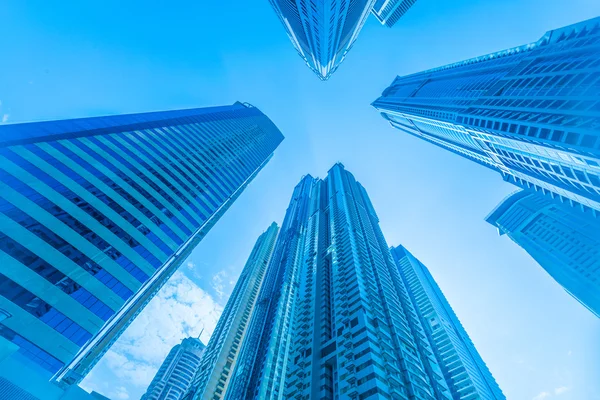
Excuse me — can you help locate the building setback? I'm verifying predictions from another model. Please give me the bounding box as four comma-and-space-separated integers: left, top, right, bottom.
371, 0, 418, 27
267, 0, 377, 80
486, 190, 600, 317
390, 246, 506, 399
0, 102, 284, 392
220, 164, 502, 400
143, 337, 206, 400
373, 17, 600, 213
185, 223, 279, 400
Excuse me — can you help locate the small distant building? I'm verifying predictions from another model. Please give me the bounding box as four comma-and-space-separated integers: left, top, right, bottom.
142, 337, 206, 400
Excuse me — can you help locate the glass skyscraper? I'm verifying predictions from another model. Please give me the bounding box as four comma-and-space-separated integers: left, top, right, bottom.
486, 190, 600, 317
220, 163, 501, 400
268, 0, 377, 80
390, 246, 505, 399
143, 337, 206, 400
373, 17, 600, 212
186, 223, 279, 400
0, 102, 284, 391
371, 0, 417, 27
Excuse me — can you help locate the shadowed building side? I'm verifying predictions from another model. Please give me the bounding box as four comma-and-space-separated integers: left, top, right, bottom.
486, 190, 600, 317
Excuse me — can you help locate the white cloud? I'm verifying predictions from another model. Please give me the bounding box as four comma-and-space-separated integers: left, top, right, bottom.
81, 271, 223, 395
554, 387, 569, 395
533, 392, 551, 400
2, 114, 8, 123
567, 350, 572, 356
211, 270, 228, 299
113, 386, 130, 400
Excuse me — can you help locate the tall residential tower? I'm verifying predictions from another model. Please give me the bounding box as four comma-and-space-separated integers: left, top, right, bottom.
486, 190, 600, 317
0, 102, 284, 393
268, 0, 377, 80
223, 164, 502, 400
186, 223, 279, 400
373, 17, 600, 212
143, 337, 206, 400
391, 246, 505, 399
371, 0, 417, 27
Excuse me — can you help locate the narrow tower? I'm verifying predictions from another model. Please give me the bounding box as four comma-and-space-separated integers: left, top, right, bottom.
186, 223, 279, 400
143, 337, 206, 400
391, 246, 506, 399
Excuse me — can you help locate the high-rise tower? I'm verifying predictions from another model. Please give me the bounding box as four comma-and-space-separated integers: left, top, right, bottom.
268, 0, 377, 80
373, 17, 600, 212
390, 246, 506, 399
371, 0, 417, 27
186, 223, 279, 400
143, 337, 206, 400
223, 164, 501, 400
0, 102, 284, 390
486, 190, 600, 317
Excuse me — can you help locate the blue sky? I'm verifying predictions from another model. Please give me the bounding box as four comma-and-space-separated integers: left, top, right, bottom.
1, 1, 600, 399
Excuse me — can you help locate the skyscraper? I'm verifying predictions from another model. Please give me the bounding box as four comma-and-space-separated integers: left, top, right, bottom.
143, 337, 206, 400
223, 164, 501, 400
373, 17, 600, 212
0, 102, 284, 390
486, 190, 600, 317
186, 223, 279, 400
268, 0, 377, 80
390, 246, 505, 399
371, 0, 417, 27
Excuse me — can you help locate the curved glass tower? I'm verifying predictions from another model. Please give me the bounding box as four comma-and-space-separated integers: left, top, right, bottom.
222, 164, 503, 400
486, 190, 600, 317
0, 102, 284, 390
268, 0, 377, 80
373, 17, 600, 213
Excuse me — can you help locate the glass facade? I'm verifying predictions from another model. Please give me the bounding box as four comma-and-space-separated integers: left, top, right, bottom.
0, 102, 284, 387
390, 246, 506, 399
185, 223, 279, 400
143, 337, 206, 400
219, 164, 502, 400
371, 0, 417, 27
373, 17, 600, 212
486, 190, 600, 317
268, 0, 377, 80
